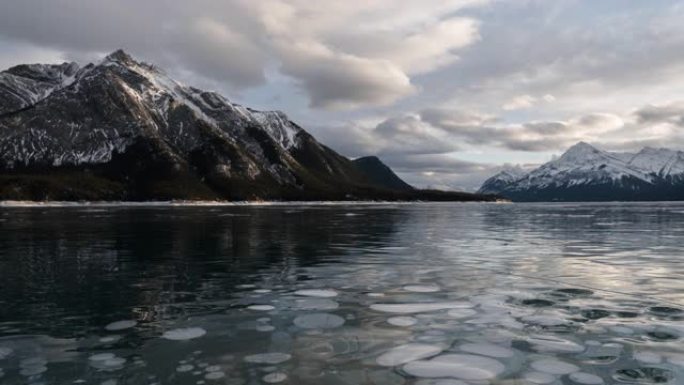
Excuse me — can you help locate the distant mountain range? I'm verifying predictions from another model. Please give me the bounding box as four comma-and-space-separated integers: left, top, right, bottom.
0, 50, 492, 202
479, 142, 684, 201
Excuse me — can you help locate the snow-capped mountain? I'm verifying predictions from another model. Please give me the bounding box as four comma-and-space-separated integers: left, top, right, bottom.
478, 142, 684, 201
478, 167, 528, 194
0, 51, 379, 200
0, 50, 491, 202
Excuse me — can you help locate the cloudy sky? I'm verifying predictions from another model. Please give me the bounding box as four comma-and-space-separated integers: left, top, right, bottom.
2, 0, 684, 190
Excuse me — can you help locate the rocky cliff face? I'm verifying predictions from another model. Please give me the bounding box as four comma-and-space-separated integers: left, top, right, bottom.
0, 50, 490, 202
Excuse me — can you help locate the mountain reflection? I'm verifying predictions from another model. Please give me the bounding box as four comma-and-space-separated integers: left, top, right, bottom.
0, 206, 408, 335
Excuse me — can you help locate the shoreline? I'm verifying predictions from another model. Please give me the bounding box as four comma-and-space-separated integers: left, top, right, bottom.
0, 199, 510, 208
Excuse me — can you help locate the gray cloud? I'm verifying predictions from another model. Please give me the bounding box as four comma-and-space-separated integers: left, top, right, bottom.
635, 101, 684, 126
0, 0, 485, 109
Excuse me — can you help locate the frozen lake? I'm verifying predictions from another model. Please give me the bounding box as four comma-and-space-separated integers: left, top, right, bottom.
0, 202, 683, 384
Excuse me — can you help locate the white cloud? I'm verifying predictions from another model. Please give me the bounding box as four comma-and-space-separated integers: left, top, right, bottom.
543, 94, 556, 103
502, 95, 537, 111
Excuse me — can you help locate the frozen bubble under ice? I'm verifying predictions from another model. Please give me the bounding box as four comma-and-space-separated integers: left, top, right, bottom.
204, 371, 225, 380
263, 372, 288, 383
99, 335, 122, 343
376, 344, 443, 367
294, 289, 338, 298
247, 305, 275, 311
388, 316, 418, 326
404, 285, 440, 293
530, 358, 579, 375
176, 364, 194, 372
244, 353, 292, 364
415, 380, 469, 385
294, 298, 339, 310
459, 343, 514, 358
0, 347, 13, 359
635, 352, 662, 364
371, 302, 472, 314
20, 365, 48, 376
90, 353, 116, 362
105, 320, 137, 331
569, 372, 604, 384
294, 313, 345, 329
256, 324, 276, 332
523, 371, 556, 384
447, 309, 477, 319
162, 327, 207, 340
522, 315, 569, 327
102, 357, 126, 368
526, 335, 585, 353
403, 354, 505, 380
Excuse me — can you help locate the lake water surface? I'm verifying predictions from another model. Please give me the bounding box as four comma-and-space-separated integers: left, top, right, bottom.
0, 202, 683, 385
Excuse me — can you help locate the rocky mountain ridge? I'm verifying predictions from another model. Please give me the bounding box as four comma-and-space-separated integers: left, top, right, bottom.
0, 50, 492, 202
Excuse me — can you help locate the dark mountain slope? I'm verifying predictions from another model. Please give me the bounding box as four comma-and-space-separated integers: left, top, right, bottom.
352, 156, 413, 191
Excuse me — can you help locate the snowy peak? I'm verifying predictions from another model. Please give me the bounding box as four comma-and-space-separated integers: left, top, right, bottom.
478, 141, 684, 201
104, 49, 136, 65
0, 61, 81, 115
92, 50, 302, 150
478, 167, 527, 194
5, 62, 80, 84
555, 142, 611, 165
491, 167, 527, 183
627, 147, 684, 176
